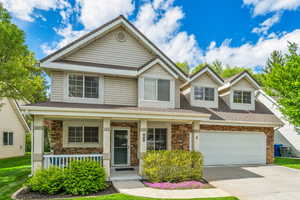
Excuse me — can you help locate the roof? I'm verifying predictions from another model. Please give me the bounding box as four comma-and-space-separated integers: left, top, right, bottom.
6, 98, 30, 132
40, 15, 188, 80
222, 70, 261, 90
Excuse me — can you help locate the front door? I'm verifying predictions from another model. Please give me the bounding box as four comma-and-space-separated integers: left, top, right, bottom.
112, 129, 130, 166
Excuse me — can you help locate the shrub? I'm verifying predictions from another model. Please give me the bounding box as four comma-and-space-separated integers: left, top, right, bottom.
26, 167, 65, 194
63, 160, 107, 195
142, 150, 203, 182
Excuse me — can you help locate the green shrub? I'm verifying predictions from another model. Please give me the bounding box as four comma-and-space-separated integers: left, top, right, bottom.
142, 150, 203, 182
26, 167, 65, 194
63, 160, 107, 195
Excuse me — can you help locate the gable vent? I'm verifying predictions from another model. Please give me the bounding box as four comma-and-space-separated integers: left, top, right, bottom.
115, 31, 127, 42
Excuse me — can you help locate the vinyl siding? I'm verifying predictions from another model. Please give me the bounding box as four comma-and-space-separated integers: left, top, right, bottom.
63, 27, 155, 68
50, 71, 65, 102
104, 76, 137, 106
0, 98, 26, 158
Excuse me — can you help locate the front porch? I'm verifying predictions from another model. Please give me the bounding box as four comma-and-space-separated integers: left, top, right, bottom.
32, 116, 202, 180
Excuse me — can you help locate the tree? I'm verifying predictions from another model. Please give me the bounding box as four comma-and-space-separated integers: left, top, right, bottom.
176, 62, 190, 74
0, 5, 47, 103
191, 63, 207, 74
263, 42, 300, 127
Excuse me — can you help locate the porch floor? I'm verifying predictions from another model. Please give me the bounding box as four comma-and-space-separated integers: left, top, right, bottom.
110, 167, 141, 181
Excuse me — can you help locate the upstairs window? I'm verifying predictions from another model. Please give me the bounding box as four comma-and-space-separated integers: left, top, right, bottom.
69, 74, 99, 98
233, 91, 251, 104
68, 126, 99, 143
144, 78, 170, 101
3, 132, 13, 145
194, 87, 215, 101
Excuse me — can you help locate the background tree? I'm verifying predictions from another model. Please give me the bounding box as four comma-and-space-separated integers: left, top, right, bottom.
0, 5, 47, 103
176, 62, 190, 74
263, 42, 300, 127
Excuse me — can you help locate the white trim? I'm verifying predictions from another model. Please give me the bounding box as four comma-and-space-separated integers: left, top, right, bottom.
201, 119, 281, 127
41, 62, 137, 77
111, 127, 130, 166
8, 99, 30, 132
138, 58, 178, 79
219, 72, 260, 91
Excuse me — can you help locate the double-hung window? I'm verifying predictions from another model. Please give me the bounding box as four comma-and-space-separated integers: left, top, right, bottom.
3, 132, 13, 145
144, 78, 170, 101
194, 87, 215, 101
69, 74, 99, 98
233, 90, 251, 104
146, 128, 167, 150
68, 126, 99, 143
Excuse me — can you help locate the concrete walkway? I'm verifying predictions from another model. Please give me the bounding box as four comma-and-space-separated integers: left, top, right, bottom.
112, 180, 231, 199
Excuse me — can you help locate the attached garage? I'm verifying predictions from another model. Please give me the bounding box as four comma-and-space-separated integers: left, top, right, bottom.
198, 131, 266, 165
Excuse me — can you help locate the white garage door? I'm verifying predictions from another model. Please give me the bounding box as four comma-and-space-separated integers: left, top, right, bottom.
198, 132, 266, 165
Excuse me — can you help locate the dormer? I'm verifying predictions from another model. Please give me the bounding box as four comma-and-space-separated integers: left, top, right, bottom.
182, 66, 224, 109
219, 71, 260, 111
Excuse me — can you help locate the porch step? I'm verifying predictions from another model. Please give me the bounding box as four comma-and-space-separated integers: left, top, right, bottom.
110, 174, 142, 181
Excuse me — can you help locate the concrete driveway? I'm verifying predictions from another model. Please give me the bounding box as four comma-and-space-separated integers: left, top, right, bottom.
204, 165, 300, 200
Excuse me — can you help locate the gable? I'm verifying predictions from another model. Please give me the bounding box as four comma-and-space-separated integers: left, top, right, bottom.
140, 63, 173, 79
62, 27, 155, 68
232, 78, 256, 90
192, 72, 219, 87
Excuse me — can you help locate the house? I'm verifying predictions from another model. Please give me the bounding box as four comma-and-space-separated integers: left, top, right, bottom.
0, 98, 30, 159
20, 15, 282, 179
257, 90, 300, 157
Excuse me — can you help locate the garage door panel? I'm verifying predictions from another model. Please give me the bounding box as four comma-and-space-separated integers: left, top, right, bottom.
199, 132, 266, 165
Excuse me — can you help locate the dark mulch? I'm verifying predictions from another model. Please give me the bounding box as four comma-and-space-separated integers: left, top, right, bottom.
15, 183, 118, 200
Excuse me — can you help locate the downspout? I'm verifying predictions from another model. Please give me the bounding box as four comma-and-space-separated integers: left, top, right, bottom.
31, 115, 34, 176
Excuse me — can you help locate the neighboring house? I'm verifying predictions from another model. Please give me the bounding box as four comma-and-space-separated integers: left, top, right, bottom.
257, 90, 300, 157
0, 98, 30, 159
20, 15, 282, 179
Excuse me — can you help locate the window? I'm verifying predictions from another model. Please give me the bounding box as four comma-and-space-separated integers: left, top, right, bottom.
69, 74, 99, 98
233, 91, 251, 104
3, 132, 13, 145
144, 78, 170, 101
194, 87, 215, 101
68, 126, 98, 143
147, 128, 167, 150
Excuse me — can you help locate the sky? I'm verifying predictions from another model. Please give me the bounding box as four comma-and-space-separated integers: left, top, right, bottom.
2, 0, 300, 71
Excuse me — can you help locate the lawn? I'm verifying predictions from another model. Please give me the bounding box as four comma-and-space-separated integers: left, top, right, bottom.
274, 157, 300, 169
0, 154, 31, 200
69, 194, 239, 200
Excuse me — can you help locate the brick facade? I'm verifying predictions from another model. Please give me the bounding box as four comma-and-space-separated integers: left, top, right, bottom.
199, 125, 274, 164
171, 124, 192, 151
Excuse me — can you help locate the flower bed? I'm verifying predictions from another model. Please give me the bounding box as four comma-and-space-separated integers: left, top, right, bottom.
144, 181, 207, 190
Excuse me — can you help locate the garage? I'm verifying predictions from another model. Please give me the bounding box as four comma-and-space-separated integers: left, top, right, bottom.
198, 132, 266, 165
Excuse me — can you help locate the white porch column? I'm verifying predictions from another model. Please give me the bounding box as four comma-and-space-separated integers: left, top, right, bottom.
103, 119, 111, 178
32, 115, 44, 173
192, 121, 200, 151
139, 120, 147, 175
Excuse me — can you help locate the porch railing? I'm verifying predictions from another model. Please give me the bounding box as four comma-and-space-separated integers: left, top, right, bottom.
43, 154, 103, 169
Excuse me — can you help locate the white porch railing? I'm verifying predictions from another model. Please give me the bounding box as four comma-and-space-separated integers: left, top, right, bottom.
43, 154, 103, 169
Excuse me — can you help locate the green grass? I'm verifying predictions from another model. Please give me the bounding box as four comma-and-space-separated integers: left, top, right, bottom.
274, 157, 300, 169
68, 193, 239, 200
0, 154, 31, 200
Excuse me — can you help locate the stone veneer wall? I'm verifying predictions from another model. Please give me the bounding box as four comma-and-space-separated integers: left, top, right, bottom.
44, 120, 103, 154
171, 124, 192, 151
200, 125, 274, 164
111, 122, 139, 166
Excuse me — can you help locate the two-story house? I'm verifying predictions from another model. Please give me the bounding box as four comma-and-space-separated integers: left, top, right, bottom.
21, 15, 282, 179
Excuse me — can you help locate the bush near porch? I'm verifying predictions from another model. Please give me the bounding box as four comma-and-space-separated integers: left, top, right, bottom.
142, 150, 203, 182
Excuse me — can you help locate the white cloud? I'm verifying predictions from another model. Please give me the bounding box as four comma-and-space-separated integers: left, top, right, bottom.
77, 0, 135, 30
134, 1, 201, 66
243, 0, 300, 16
0, 0, 70, 21
252, 12, 281, 35
202, 30, 300, 68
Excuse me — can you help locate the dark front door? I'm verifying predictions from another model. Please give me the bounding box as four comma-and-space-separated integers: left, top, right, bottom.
113, 129, 129, 166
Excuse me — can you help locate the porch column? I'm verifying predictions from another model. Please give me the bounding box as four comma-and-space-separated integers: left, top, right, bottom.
139, 120, 147, 176
192, 121, 200, 151
32, 115, 44, 173
103, 119, 111, 178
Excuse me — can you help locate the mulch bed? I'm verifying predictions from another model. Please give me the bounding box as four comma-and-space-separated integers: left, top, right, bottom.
15, 183, 118, 200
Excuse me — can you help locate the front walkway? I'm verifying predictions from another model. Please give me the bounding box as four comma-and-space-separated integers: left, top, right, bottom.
204, 165, 300, 200
112, 180, 231, 199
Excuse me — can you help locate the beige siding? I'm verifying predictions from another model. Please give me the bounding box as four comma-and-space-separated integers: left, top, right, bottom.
104, 76, 137, 106
63, 27, 154, 68
51, 71, 65, 102
0, 98, 26, 158
175, 79, 183, 108
142, 64, 173, 78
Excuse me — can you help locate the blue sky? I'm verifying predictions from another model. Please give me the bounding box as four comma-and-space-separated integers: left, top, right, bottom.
2, 0, 300, 70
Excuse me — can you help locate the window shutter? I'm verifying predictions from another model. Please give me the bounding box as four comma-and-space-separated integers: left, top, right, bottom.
3, 132, 8, 145
157, 79, 170, 101
9, 132, 13, 145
